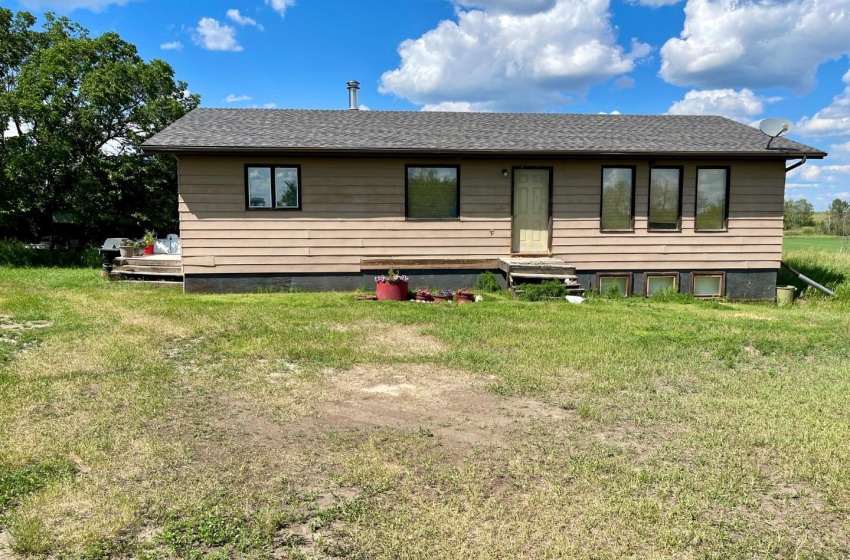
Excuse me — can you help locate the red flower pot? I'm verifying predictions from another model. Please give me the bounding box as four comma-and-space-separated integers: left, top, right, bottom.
144, 244, 154, 255
456, 292, 475, 303
376, 281, 409, 301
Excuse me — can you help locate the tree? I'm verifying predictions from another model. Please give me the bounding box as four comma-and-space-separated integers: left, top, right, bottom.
783, 198, 815, 230
821, 198, 850, 243
0, 9, 200, 245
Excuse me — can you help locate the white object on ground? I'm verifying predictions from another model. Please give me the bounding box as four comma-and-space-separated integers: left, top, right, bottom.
565, 295, 585, 304
474, 295, 484, 302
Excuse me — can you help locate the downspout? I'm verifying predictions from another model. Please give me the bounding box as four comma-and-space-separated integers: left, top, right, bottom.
785, 154, 807, 173
780, 262, 835, 297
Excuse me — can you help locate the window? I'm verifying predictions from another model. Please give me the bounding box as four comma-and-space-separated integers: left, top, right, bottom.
598, 274, 631, 297
245, 165, 301, 210
648, 167, 682, 230
406, 165, 459, 219
695, 167, 729, 230
601, 167, 635, 231
691, 273, 725, 298
645, 273, 679, 297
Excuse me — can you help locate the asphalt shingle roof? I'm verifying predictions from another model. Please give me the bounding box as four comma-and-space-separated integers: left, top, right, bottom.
142, 109, 826, 158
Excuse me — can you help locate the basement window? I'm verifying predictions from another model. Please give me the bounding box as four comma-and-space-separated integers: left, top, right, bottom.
691, 273, 725, 298
648, 167, 683, 230
598, 273, 631, 297
406, 165, 460, 219
600, 167, 635, 231
645, 273, 679, 297
695, 167, 729, 230
245, 165, 301, 210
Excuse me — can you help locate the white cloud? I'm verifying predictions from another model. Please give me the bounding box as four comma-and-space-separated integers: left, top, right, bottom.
660, 0, 850, 91
193, 18, 243, 52
830, 141, 850, 155
422, 101, 474, 112
614, 76, 634, 89
18, 0, 133, 12
266, 0, 296, 17
160, 41, 183, 51
227, 9, 264, 30
225, 94, 252, 103
796, 69, 850, 138
380, 0, 651, 111
358, 104, 371, 111
666, 88, 774, 122
628, 0, 682, 6
452, 0, 557, 15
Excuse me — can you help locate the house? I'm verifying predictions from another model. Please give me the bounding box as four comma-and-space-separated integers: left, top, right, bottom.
142, 107, 826, 299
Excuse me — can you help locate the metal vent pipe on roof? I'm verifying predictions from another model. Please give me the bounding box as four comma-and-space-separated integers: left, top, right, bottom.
347, 80, 360, 110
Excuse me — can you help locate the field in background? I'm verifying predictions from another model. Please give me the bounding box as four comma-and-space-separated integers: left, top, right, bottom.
783, 235, 847, 253
0, 251, 849, 558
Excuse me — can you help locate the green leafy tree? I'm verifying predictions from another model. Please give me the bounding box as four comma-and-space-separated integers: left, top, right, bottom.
821, 198, 850, 241
0, 9, 199, 244
783, 198, 815, 230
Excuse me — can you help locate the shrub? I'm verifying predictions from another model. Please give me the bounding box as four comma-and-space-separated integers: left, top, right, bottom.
474, 271, 501, 293
515, 280, 566, 301
0, 241, 99, 268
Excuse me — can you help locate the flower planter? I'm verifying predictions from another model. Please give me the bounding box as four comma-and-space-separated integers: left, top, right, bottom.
456, 292, 475, 303
143, 244, 154, 255
376, 281, 409, 301
414, 293, 432, 302
432, 295, 450, 303
118, 246, 135, 258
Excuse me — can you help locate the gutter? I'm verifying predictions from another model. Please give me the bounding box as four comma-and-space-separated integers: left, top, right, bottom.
141, 144, 828, 160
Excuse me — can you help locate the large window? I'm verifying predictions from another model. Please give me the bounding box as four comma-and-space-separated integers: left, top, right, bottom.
406, 165, 459, 219
245, 165, 301, 210
601, 167, 635, 231
648, 167, 682, 230
695, 167, 729, 230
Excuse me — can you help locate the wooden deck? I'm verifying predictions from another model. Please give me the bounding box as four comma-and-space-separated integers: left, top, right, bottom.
499, 257, 583, 293
110, 254, 183, 283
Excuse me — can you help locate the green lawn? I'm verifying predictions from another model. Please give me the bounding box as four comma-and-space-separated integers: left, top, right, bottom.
783, 235, 847, 253
1, 262, 849, 558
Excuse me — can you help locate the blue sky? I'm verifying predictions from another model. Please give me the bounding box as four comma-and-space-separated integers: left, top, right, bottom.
5, 0, 850, 209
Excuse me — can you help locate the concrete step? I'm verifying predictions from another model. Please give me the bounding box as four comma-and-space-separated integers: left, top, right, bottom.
115, 257, 182, 268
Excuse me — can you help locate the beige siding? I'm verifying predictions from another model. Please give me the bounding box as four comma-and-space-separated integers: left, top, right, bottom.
178, 156, 786, 274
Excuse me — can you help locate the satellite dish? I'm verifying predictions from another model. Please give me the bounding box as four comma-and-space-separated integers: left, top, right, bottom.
759, 118, 793, 148
759, 118, 793, 137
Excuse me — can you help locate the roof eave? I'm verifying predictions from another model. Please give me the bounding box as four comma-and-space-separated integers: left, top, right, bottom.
141, 144, 827, 160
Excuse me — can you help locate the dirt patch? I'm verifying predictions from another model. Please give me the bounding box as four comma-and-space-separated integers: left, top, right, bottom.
207, 363, 570, 461
0, 531, 13, 560
335, 323, 447, 356
0, 315, 53, 331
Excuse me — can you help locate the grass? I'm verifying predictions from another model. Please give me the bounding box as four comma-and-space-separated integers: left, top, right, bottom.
0, 256, 849, 558
783, 235, 848, 253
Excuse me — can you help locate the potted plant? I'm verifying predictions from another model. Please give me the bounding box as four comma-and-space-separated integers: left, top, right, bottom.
455, 288, 475, 303
414, 287, 432, 302
375, 269, 409, 301
433, 288, 453, 303
118, 239, 136, 258
142, 231, 156, 255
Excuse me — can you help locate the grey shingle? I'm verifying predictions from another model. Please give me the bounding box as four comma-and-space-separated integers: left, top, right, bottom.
142, 109, 826, 158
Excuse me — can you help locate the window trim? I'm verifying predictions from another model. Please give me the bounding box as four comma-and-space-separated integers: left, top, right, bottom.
648, 166, 684, 232
600, 166, 636, 232
597, 273, 632, 297
694, 166, 730, 232
244, 164, 302, 211
691, 272, 726, 298
644, 272, 680, 298
405, 164, 461, 221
